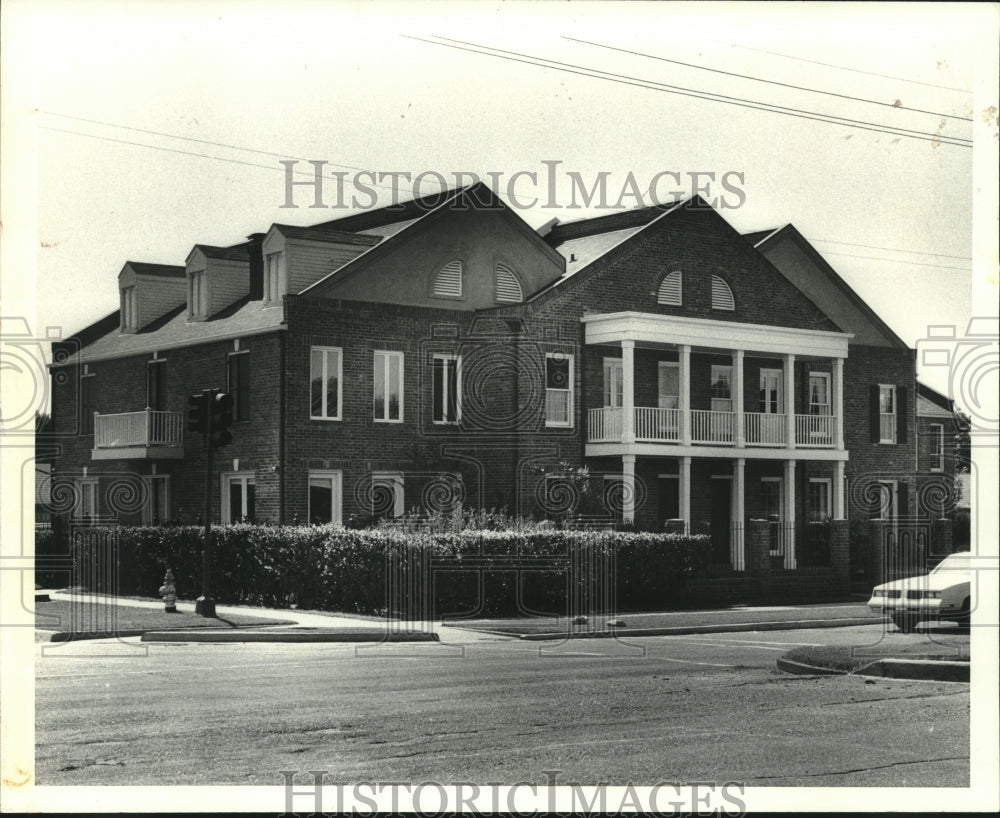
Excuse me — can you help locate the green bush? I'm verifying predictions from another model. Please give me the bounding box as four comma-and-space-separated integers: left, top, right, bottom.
53, 524, 712, 617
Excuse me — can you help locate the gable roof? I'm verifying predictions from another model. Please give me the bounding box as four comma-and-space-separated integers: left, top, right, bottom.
122, 261, 186, 278
271, 224, 383, 246
750, 224, 909, 349
191, 243, 251, 263
917, 381, 954, 416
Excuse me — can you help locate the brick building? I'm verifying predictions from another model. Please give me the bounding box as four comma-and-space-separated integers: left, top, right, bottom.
49, 183, 938, 572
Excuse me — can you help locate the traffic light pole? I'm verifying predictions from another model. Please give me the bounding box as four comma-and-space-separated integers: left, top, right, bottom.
195, 387, 216, 617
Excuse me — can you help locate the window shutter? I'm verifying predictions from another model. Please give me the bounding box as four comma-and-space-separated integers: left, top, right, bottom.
896, 385, 908, 443
432, 260, 463, 298
897, 482, 909, 519
711, 275, 735, 311
869, 384, 880, 443
657, 271, 682, 305
495, 264, 523, 302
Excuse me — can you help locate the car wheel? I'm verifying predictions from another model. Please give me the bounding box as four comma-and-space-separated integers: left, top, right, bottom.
953, 598, 971, 627
892, 613, 918, 633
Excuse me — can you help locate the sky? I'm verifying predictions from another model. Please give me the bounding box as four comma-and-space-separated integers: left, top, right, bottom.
3, 0, 997, 410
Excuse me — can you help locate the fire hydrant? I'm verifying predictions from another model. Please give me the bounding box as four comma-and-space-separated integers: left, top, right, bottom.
159, 569, 178, 613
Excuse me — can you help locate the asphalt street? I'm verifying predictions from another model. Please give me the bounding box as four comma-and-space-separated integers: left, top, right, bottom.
34, 623, 968, 788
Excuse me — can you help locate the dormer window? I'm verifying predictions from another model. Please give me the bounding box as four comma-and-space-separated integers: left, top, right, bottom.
711, 275, 735, 311
264, 252, 284, 303
657, 271, 682, 306
495, 263, 523, 303
189, 271, 208, 319
431, 260, 463, 299
121, 286, 137, 331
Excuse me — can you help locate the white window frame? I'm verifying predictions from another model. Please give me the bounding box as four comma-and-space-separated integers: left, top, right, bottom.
121, 286, 137, 331
657, 271, 682, 306
74, 478, 99, 520
544, 353, 574, 428
370, 471, 404, 518
222, 472, 256, 523
432, 260, 463, 299
759, 368, 783, 415
711, 275, 735, 311
264, 252, 285, 304
807, 477, 832, 523
142, 475, 170, 525
603, 357, 623, 408
809, 372, 831, 416
929, 423, 945, 472
658, 362, 680, 409
308, 470, 343, 525
877, 479, 899, 526
711, 364, 733, 412
760, 476, 784, 555
310, 346, 343, 421
189, 270, 208, 319
432, 354, 461, 424
374, 351, 405, 423
878, 384, 897, 444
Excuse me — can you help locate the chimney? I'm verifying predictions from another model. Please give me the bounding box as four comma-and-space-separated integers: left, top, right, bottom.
247, 233, 265, 300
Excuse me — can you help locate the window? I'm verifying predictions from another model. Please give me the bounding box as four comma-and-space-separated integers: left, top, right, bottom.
711, 365, 733, 411
603, 358, 623, 407
374, 351, 404, 422
74, 478, 99, 520
495, 263, 523, 302
223, 472, 256, 523
658, 362, 679, 409
147, 360, 165, 411
189, 271, 208, 318
711, 275, 735, 311
657, 271, 682, 306
432, 355, 461, 424
759, 369, 783, 414
310, 347, 342, 420
929, 423, 945, 471
308, 471, 342, 525
809, 373, 831, 415
878, 384, 896, 443
80, 369, 95, 435
227, 352, 250, 422
432, 260, 463, 298
121, 286, 137, 331
143, 475, 170, 525
370, 472, 404, 519
761, 477, 783, 555
807, 478, 831, 522
545, 353, 573, 427
264, 252, 284, 303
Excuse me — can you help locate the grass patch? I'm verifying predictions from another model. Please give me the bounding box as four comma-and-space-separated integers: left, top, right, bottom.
35, 600, 293, 635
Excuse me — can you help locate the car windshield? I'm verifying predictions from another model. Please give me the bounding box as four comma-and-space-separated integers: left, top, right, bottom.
931, 553, 972, 574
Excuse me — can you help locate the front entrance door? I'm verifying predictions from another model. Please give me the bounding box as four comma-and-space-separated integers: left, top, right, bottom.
710, 478, 731, 564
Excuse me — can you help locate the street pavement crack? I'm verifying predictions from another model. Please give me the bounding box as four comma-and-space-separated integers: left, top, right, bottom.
751, 755, 970, 781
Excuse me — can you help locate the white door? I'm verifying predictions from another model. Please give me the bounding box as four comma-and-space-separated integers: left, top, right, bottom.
759, 368, 784, 444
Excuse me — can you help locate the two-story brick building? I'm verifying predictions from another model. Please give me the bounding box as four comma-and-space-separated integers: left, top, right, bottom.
49, 182, 937, 573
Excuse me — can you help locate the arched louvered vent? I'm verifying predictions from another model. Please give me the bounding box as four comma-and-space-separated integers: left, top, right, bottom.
657, 271, 682, 306
495, 263, 523, 302
711, 275, 735, 311
432, 260, 463, 298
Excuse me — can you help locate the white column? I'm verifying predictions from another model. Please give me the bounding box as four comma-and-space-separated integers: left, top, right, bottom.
733, 457, 746, 570
680, 345, 691, 446
784, 459, 797, 568
733, 349, 745, 447
680, 456, 691, 533
622, 454, 636, 523
834, 460, 846, 519
622, 340, 635, 444
834, 357, 845, 450
784, 354, 796, 449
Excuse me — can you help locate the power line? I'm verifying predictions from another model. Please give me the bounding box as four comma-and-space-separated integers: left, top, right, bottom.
563, 36, 972, 122
812, 238, 972, 261
722, 42, 972, 95
412, 35, 971, 148
820, 250, 971, 271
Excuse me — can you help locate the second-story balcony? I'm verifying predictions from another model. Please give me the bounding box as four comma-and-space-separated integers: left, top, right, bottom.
92, 409, 185, 460
588, 407, 837, 448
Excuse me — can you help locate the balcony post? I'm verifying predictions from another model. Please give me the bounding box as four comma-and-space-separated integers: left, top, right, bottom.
622, 454, 636, 523
733, 457, 746, 570
784, 459, 797, 568
680, 456, 691, 533
784, 354, 796, 449
733, 349, 744, 447
834, 460, 846, 519
680, 344, 691, 446
145, 406, 152, 445
622, 340, 635, 444
834, 356, 845, 450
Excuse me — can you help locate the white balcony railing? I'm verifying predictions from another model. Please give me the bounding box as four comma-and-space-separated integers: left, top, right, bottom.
796, 414, 835, 447
94, 409, 184, 450
588, 406, 624, 442
635, 407, 681, 442
745, 412, 787, 446
691, 409, 734, 444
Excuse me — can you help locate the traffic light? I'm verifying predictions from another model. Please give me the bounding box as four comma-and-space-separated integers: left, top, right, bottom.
209, 391, 234, 449
187, 393, 208, 433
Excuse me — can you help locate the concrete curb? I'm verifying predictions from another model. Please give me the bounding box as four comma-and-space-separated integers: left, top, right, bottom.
141, 628, 440, 643
866, 658, 969, 683
452, 616, 883, 641
775, 657, 847, 676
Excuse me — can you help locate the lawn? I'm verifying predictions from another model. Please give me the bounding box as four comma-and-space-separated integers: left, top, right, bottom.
783, 637, 971, 674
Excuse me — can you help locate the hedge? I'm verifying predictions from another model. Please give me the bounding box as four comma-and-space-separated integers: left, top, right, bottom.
43, 525, 712, 617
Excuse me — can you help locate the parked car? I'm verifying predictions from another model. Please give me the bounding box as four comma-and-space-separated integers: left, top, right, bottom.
867, 551, 972, 632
